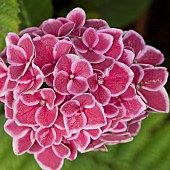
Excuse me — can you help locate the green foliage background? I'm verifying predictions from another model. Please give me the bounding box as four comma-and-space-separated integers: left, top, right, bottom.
0, 0, 170, 169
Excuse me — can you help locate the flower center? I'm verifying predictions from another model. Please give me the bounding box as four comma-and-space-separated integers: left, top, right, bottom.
40, 99, 46, 106
98, 78, 104, 85
70, 74, 75, 79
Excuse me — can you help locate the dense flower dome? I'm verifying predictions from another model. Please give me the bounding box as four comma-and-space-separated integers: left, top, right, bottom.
0, 7, 169, 170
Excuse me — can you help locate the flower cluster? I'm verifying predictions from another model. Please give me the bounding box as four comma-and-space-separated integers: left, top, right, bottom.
0, 8, 169, 170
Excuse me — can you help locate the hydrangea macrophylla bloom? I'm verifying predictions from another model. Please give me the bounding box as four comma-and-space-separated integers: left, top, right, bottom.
0, 7, 169, 170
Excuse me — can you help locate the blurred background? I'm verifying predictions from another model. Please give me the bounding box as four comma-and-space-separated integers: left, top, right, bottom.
0, 0, 170, 169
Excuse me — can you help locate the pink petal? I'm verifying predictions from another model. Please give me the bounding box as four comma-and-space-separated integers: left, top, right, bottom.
136, 45, 164, 66
60, 100, 80, 117
141, 67, 168, 91
42, 19, 62, 36
71, 59, 93, 78
73, 93, 95, 108
58, 22, 75, 37
53, 143, 71, 158
55, 113, 65, 129
53, 40, 72, 61
103, 103, 119, 118
7, 45, 27, 65
130, 64, 144, 84
140, 88, 169, 113
104, 61, 134, 96
4, 120, 28, 138
66, 141, 78, 160
120, 84, 136, 100
35, 107, 58, 127
5, 105, 13, 119
75, 131, 91, 151
82, 28, 99, 47
67, 77, 88, 95
0, 61, 7, 77
17, 34, 34, 60
128, 121, 141, 136
64, 112, 87, 134
94, 33, 113, 53
35, 147, 63, 170
53, 71, 69, 95
40, 88, 55, 110
6, 32, 19, 46
84, 102, 106, 129
72, 38, 88, 53
28, 141, 44, 154
67, 7, 86, 29
85, 19, 109, 29
123, 30, 145, 55
99, 28, 123, 59
15, 100, 37, 126
123, 96, 146, 118
13, 130, 34, 155
87, 74, 98, 91
91, 85, 111, 105
113, 122, 127, 133
54, 92, 65, 106
86, 128, 102, 140
118, 49, 134, 66
33, 35, 58, 68
36, 127, 56, 147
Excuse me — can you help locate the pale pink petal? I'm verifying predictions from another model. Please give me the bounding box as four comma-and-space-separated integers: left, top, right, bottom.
82, 28, 99, 47
13, 130, 34, 155
35, 107, 58, 127
136, 46, 164, 66
73, 93, 95, 108
4, 120, 28, 138
15, 100, 37, 126
141, 67, 168, 91
53, 40, 72, 61
87, 73, 98, 91
86, 128, 102, 140
99, 28, 123, 59
64, 112, 87, 133
53, 71, 69, 95
36, 127, 56, 147
123, 96, 146, 118
6, 32, 19, 46
35, 147, 63, 170
140, 88, 169, 113
72, 38, 88, 53
53, 143, 71, 158
123, 30, 145, 55
7, 45, 27, 65
67, 7, 86, 29
71, 59, 93, 78
104, 62, 134, 96
120, 84, 136, 100
58, 22, 75, 37
103, 103, 119, 118
60, 100, 80, 117
91, 85, 111, 105
67, 77, 88, 95
75, 131, 91, 151
42, 19, 62, 36
84, 102, 106, 129
17, 34, 34, 60
85, 19, 109, 29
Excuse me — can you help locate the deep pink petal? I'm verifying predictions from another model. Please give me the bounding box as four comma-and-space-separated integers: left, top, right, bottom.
54, 92, 65, 106
72, 38, 88, 53
104, 61, 134, 96
35, 107, 58, 127
6, 32, 19, 46
84, 102, 106, 129
67, 77, 88, 95
28, 141, 44, 154
120, 84, 136, 100
136, 45, 164, 66
4, 120, 28, 138
60, 100, 80, 117
7, 45, 27, 65
73, 93, 95, 108
123, 30, 145, 55
140, 88, 169, 112
17, 34, 34, 60
64, 112, 87, 134
53, 71, 69, 95
67, 7, 86, 29
5, 105, 13, 119
141, 67, 168, 91
58, 22, 75, 37
82, 28, 99, 47
36, 127, 56, 147
128, 121, 141, 136
71, 59, 93, 78
113, 122, 127, 133
35, 147, 63, 170
85, 19, 109, 29
53, 40, 72, 61
91, 85, 111, 105
75, 131, 90, 151
53, 143, 71, 158
13, 130, 34, 155
87, 73, 98, 91
86, 128, 102, 140
103, 103, 119, 118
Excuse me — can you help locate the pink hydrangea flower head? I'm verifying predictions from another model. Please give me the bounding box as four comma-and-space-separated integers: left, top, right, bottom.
0, 7, 169, 170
